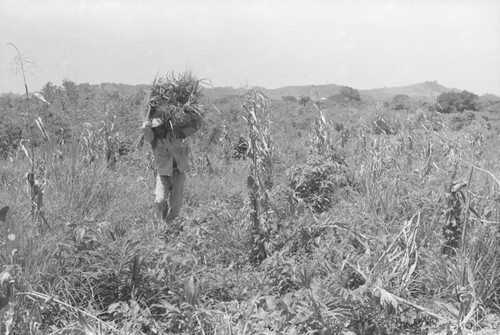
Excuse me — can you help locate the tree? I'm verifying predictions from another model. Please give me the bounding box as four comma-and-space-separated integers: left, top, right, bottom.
282, 95, 297, 103
299, 96, 311, 107
41, 82, 60, 102
392, 94, 410, 110
61, 79, 79, 112
339, 86, 361, 102
436, 90, 479, 113
0, 117, 22, 158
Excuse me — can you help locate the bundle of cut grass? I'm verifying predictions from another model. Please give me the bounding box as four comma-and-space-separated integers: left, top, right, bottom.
146, 71, 205, 131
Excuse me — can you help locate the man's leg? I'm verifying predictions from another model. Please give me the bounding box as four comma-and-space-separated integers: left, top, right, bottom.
155, 174, 171, 222
166, 169, 186, 223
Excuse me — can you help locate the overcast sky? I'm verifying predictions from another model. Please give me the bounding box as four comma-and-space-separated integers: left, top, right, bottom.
1, 0, 499, 95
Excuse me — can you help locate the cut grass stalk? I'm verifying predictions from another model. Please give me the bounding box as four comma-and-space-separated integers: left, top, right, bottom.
457, 158, 475, 334
146, 71, 205, 131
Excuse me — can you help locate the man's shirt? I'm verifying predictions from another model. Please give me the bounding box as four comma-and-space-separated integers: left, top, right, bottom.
143, 108, 200, 176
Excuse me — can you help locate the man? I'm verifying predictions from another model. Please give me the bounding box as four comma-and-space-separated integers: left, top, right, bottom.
142, 106, 200, 224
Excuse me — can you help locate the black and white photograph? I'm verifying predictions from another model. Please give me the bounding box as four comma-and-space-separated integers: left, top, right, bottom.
1, 0, 500, 334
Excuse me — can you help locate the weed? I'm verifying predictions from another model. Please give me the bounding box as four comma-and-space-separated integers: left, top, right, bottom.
1, 77, 500, 333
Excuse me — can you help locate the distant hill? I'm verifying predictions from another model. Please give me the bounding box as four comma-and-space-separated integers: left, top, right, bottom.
358, 81, 456, 101
98, 80, 476, 103
202, 84, 345, 101
203, 86, 248, 101
5, 80, 486, 104
265, 84, 345, 100
202, 81, 460, 102
76, 81, 500, 107
479, 93, 500, 103
98, 82, 150, 94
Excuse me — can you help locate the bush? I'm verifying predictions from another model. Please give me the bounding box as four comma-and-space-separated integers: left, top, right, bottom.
436, 90, 479, 113
392, 94, 410, 110
450, 111, 476, 131
340, 86, 361, 102
0, 118, 22, 158
282, 95, 297, 103
485, 101, 500, 113
288, 154, 355, 213
328, 86, 362, 104
299, 96, 310, 106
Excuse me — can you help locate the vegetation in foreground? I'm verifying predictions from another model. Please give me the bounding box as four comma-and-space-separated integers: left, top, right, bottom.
1, 75, 500, 335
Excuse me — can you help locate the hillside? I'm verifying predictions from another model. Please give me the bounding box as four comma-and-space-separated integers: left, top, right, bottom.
202, 81, 461, 102
3, 80, 475, 104
358, 81, 456, 101
1, 80, 500, 334
202, 84, 345, 102
264, 83, 344, 100
480, 93, 500, 103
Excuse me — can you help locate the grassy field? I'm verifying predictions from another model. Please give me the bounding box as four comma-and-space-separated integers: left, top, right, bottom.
1, 87, 500, 334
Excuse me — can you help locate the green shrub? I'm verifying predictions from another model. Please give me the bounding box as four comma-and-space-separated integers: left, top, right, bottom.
340, 86, 361, 102
437, 90, 479, 113
288, 154, 355, 213
450, 111, 476, 130
299, 95, 311, 106
0, 118, 22, 158
392, 94, 410, 110
282, 95, 297, 102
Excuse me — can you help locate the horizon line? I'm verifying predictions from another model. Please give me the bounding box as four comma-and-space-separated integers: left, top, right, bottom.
1, 79, 498, 97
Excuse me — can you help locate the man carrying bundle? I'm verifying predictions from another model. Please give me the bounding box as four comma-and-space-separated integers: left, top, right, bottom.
142, 72, 203, 225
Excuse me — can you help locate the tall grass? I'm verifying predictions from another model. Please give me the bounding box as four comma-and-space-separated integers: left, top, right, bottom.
1, 86, 500, 334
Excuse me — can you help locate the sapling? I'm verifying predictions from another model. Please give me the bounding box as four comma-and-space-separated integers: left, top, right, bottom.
7, 43, 50, 226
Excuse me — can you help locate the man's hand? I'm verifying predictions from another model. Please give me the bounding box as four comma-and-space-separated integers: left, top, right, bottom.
142, 118, 164, 129
143, 121, 155, 142
151, 118, 164, 128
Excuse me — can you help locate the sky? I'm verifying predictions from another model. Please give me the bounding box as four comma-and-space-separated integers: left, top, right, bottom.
1, 0, 499, 95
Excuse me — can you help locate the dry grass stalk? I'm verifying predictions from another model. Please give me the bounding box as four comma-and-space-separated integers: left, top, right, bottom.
310, 110, 331, 155
8, 44, 52, 228
457, 161, 475, 333
0, 206, 19, 333
309, 93, 333, 155
23, 291, 119, 334
442, 176, 466, 257
243, 88, 273, 263
8, 43, 37, 220
26, 173, 48, 229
